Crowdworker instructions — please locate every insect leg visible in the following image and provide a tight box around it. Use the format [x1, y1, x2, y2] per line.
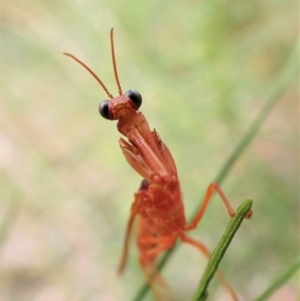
[138, 240, 175, 301]
[117, 208, 137, 274]
[118, 179, 149, 274]
[185, 182, 252, 231]
[180, 234, 210, 258]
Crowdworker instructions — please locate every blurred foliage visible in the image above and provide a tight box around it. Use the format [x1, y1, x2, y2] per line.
[0, 0, 298, 301]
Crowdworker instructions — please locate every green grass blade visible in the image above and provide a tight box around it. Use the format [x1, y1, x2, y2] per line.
[192, 199, 253, 301]
[131, 41, 299, 301]
[252, 255, 300, 301]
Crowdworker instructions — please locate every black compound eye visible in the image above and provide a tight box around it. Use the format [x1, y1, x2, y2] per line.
[99, 100, 111, 120]
[125, 90, 142, 109]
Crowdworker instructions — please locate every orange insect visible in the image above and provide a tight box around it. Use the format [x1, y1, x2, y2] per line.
[64, 29, 252, 301]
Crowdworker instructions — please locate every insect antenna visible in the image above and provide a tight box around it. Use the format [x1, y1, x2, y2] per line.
[63, 52, 114, 99]
[110, 28, 123, 95]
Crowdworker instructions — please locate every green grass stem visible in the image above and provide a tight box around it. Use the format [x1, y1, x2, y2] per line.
[192, 199, 253, 301]
[252, 255, 300, 301]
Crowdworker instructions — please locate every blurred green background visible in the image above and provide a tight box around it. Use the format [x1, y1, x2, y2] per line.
[0, 0, 298, 300]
